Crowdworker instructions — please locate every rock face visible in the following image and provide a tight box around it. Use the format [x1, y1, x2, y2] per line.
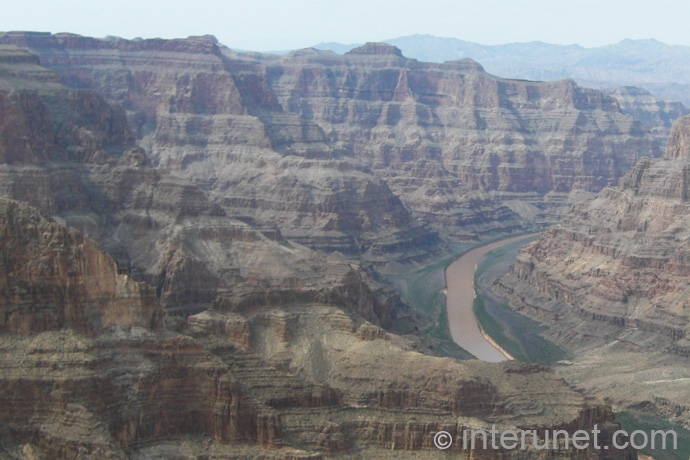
[0, 44, 402, 324]
[0, 45, 132, 165]
[359, 35, 690, 106]
[604, 86, 690, 150]
[0, 199, 161, 335]
[0, 200, 630, 458]
[0, 33, 660, 241]
[502, 116, 690, 352]
[0, 40, 637, 459]
[498, 115, 690, 427]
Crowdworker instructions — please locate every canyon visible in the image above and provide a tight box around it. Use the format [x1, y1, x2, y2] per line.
[498, 114, 690, 433]
[0, 32, 674, 458]
[0, 32, 661, 244]
[0, 198, 628, 459]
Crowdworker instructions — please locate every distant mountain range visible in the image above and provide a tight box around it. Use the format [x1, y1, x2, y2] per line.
[313, 35, 690, 105]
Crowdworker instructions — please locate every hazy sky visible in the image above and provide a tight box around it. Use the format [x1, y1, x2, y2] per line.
[1, 0, 688, 51]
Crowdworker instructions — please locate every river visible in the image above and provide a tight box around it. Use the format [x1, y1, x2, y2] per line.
[444, 234, 536, 362]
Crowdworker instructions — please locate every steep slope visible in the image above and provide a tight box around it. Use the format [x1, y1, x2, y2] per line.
[0, 33, 660, 242]
[604, 86, 690, 149]
[253, 45, 658, 230]
[0, 198, 633, 459]
[498, 115, 690, 427]
[0, 37, 640, 460]
[0, 44, 132, 165]
[0, 45, 402, 326]
[0, 199, 160, 335]
[338, 35, 690, 106]
[0, 33, 440, 252]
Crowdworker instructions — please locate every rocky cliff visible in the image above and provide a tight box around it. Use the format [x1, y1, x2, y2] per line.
[0, 199, 631, 458]
[0, 44, 402, 323]
[0, 199, 161, 335]
[0, 40, 638, 459]
[498, 115, 690, 428]
[0, 33, 660, 242]
[604, 86, 690, 150]
[0, 45, 132, 165]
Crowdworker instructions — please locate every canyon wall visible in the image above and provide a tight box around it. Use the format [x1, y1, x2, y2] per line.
[498, 115, 690, 427]
[0, 199, 631, 458]
[0, 38, 642, 459]
[0, 33, 660, 242]
[501, 115, 690, 353]
[0, 44, 404, 323]
[604, 86, 690, 150]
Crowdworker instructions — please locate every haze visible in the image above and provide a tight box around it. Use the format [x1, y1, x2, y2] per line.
[1, 0, 688, 51]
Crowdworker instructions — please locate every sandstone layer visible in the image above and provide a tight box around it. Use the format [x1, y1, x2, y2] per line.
[498, 115, 690, 427]
[0, 44, 405, 324]
[0, 33, 660, 242]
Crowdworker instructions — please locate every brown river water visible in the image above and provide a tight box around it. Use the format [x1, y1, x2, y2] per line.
[444, 234, 536, 362]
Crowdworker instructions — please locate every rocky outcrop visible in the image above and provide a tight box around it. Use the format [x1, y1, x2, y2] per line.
[0, 199, 161, 335]
[0, 44, 408, 327]
[605, 86, 690, 149]
[500, 116, 690, 350]
[0, 198, 632, 459]
[498, 115, 690, 428]
[665, 115, 690, 161]
[0, 33, 660, 242]
[0, 46, 132, 166]
[346, 42, 405, 57]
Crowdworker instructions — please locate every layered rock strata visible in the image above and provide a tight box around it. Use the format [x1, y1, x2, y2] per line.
[605, 86, 690, 150]
[0, 200, 630, 458]
[498, 115, 690, 426]
[0, 199, 160, 335]
[0, 45, 404, 322]
[0, 42, 637, 459]
[0, 33, 660, 241]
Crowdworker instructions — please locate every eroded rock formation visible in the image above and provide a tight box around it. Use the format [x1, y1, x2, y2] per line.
[0, 33, 660, 242]
[605, 86, 690, 150]
[0, 45, 401, 324]
[499, 114, 690, 428]
[0, 41, 637, 459]
[0, 199, 160, 335]
[0, 200, 630, 458]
